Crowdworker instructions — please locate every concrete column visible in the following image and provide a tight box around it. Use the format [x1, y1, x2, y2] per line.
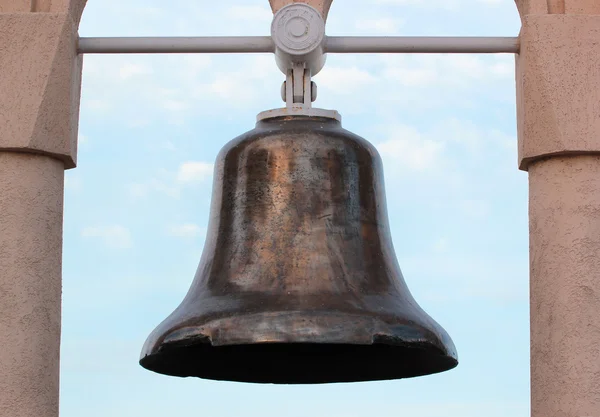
[516, 2, 600, 415]
[0, 1, 86, 416]
[269, 0, 333, 20]
[0, 154, 66, 417]
[528, 156, 600, 415]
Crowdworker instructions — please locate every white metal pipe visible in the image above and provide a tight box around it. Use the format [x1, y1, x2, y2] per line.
[77, 36, 275, 54]
[326, 36, 519, 54]
[77, 36, 519, 55]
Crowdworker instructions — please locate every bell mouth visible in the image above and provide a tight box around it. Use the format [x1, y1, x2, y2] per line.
[140, 341, 458, 385]
[140, 310, 458, 384]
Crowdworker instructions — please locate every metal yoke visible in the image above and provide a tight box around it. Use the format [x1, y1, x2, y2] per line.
[258, 3, 340, 122]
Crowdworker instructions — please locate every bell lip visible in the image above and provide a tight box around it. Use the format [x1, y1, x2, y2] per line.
[139, 310, 458, 383]
[139, 338, 458, 385]
[141, 310, 457, 357]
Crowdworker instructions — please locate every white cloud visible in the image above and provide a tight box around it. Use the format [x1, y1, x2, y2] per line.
[127, 183, 148, 198]
[490, 60, 515, 77]
[374, 0, 502, 6]
[376, 125, 444, 172]
[126, 119, 151, 128]
[64, 174, 83, 192]
[127, 178, 180, 199]
[370, 118, 517, 206]
[401, 252, 528, 304]
[375, 119, 516, 165]
[306, 53, 515, 116]
[492, 130, 517, 152]
[315, 66, 376, 94]
[176, 162, 214, 183]
[136, 6, 163, 17]
[373, 0, 461, 10]
[354, 17, 404, 34]
[383, 65, 438, 87]
[81, 53, 281, 123]
[460, 199, 491, 218]
[161, 141, 176, 151]
[432, 237, 450, 253]
[192, 55, 280, 105]
[381, 54, 514, 88]
[425, 118, 517, 157]
[127, 161, 215, 201]
[119, 63, 153, 80]
[162, 99, 189, 112]
[227, 5, 272, 22]
[372, 402, 528, 417]
[167, 224, 206, 238]
[81, 226, 133, 249]
[180, 55, 212, 71]
[83, 99, 111, 111]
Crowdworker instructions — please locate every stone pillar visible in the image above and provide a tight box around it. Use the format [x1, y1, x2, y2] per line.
[516, 1, 600, 415]
[0, 1, 86, 416]
[269, 0, 333, 20]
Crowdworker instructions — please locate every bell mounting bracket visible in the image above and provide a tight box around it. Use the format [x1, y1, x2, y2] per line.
[258, 3, 340, 121]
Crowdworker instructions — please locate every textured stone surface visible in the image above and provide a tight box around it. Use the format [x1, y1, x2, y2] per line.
[0, 0, 86, 23]
[0, 0, 32, 11]
[269, 0, 333, 20]
[0, 12, 82, 169]
[516, 0, 600, 16]
[0, 2, 86, 417]
[529, 156, 600, 417]
[515, 0, 548, 16]
[515, 3, 600, 417]
[41, 0, 87, 25]
[0, 153, 65, 417]
[516, 15, 600, 170]
[560, 0, 600, 13]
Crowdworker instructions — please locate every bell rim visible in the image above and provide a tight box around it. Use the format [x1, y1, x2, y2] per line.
[140, 309, 458, 383]
[142, 309, 456, 354]
[139, 340, 458, 384]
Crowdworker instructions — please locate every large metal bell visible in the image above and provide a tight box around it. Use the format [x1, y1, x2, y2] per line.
[140, 116, 458, 384]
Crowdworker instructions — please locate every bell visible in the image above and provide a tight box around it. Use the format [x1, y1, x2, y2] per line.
[140, 115, 458, 384]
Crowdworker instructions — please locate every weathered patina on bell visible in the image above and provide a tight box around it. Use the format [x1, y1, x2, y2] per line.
[140, 116, 458, 384]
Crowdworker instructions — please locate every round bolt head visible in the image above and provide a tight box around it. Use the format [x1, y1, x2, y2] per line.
[281, 81, 287, 102]
[271, 3, 325, 57]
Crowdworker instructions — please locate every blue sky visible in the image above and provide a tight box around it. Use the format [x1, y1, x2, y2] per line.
[61, 1, 528, 416]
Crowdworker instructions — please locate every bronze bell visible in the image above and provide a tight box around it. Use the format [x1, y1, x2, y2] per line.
[140, 116, 458, 384]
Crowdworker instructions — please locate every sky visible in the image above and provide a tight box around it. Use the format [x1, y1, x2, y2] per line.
[61, 1, 528, 416]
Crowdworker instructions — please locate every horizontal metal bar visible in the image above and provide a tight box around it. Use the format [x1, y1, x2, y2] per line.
[77, 36, 519, 55]
[326, 36, 519, 54]
[78, 36, 275, 54]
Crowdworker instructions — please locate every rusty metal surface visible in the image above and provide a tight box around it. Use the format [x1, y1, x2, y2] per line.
[140, 116, 458, 384]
